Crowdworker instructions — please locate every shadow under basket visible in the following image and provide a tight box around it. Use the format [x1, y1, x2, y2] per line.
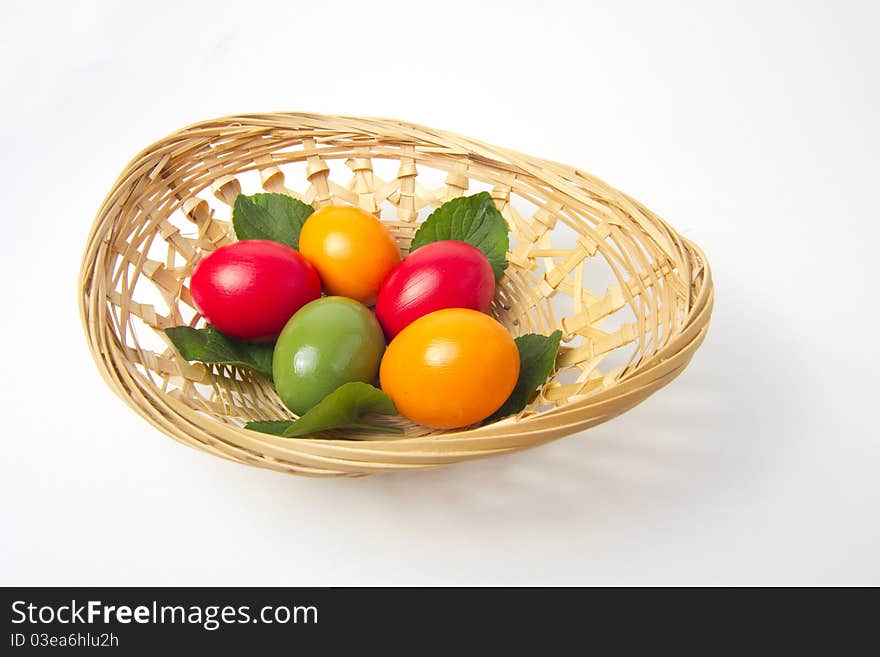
[79, 113, 714, 477]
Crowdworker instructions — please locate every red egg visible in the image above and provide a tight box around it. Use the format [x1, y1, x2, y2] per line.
[375, 240, 496, 340]
[190, 240, 321, 340]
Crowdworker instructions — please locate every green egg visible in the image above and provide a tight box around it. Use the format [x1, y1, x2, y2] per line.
[272, 296, 385, 415]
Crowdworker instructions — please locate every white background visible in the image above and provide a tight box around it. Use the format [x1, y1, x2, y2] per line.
[2, 0, 877, 585]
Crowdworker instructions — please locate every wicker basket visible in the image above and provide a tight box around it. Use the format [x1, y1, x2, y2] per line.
[79, 113, 713, 477]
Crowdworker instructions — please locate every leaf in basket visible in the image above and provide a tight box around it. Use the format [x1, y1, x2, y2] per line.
[489, 330, 563, 421]
[410, 191, 509, 280]
[245, 382, 402, 438]
[164, 326, 274, 378]
[232, 193, 314, 248]
[242, 420, 292, 436]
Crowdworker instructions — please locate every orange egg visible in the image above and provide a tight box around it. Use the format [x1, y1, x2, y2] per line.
[379, 308, 519, 429]
[298, 205, 401, 303]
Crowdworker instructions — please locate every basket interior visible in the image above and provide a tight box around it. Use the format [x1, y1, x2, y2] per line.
[102, 134, 690, 438]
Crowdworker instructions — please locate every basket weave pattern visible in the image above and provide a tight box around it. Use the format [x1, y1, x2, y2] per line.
[79, 113, 713, 476]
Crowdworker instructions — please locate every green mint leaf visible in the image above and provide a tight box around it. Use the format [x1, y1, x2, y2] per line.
[281, 382, 402, 438]
[410, 191, 509, 280]
[165, 326, 274, 378]
[232, 192, 314, 248]
[489, 330, 562, 421]
[244, 420, 293, 436]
